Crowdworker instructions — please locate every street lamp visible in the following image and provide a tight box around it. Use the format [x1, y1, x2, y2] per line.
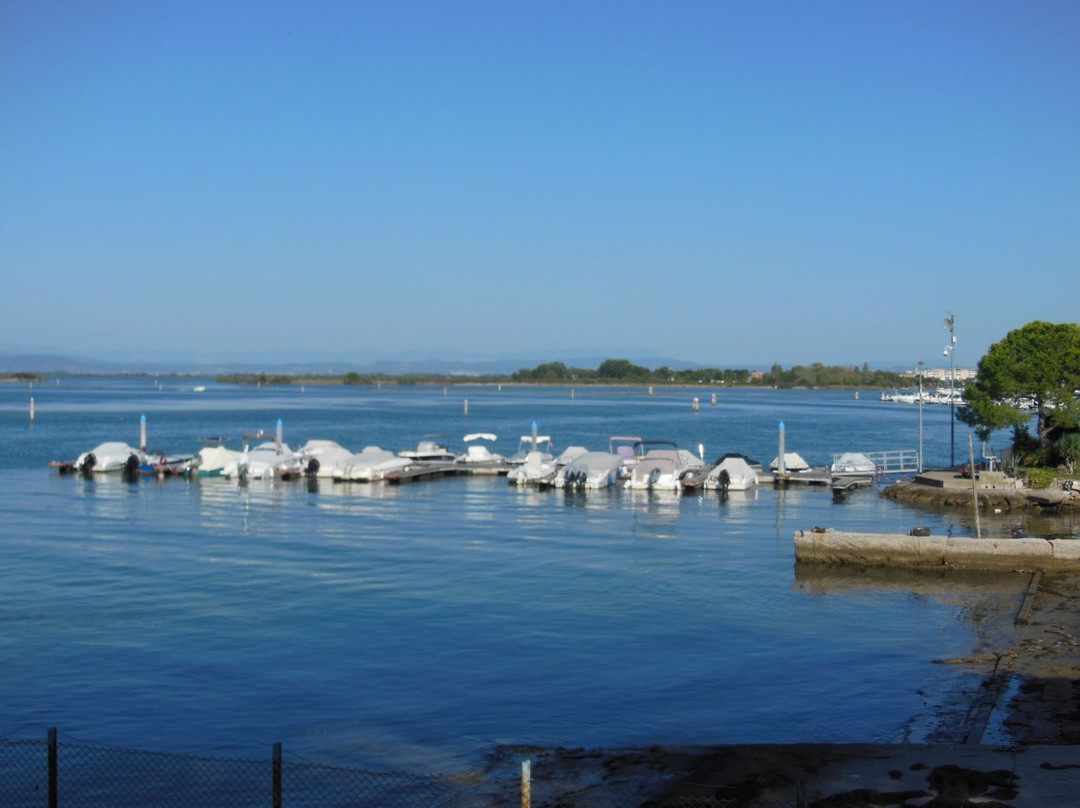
[917, 360, 924, 473]
[943, 312, 956, 467]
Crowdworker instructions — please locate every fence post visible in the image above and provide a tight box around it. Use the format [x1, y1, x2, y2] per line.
[47, 727, 58, 808]
[520, 759, 530, 808]
[272, 742, 282, 808]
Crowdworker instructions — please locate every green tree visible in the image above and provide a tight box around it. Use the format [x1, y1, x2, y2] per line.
[596, 358, 650, 380]
[958, 321, 1080, 450]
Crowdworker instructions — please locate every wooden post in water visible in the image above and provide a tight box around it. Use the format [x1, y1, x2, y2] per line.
[970, 434, 982, 539]
[276, 418, 284, 447]
[520, 759, 531, 808]
[464, 399, 469, 418]
[140, 414, 147, 451]
[29, 397, 35, 424]
[778, 420, 787, 478]
[692, 397, 700, 413]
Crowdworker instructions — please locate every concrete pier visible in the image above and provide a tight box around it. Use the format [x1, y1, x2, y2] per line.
[795, 529, 1080, 572]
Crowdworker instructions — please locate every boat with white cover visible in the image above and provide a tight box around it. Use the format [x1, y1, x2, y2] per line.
[704, 455, 759, 491]
[552, 450, 625, 490]
[830, 452, 877, 478]
[223, 441, 302, 480]
[333, 447, 412, 482]
[193, 444, 244, 478]
[399, 435, 456, 462]
[770, 452, 811, 473]
[624, 441, 707, 491]
[73, 442, 144, 476]
[295, 439, 354, 478]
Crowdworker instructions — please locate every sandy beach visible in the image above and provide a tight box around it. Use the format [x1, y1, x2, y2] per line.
[475, 572, 1080, 807]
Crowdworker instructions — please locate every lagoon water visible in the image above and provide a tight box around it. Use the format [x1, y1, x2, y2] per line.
[0, 378, 1056, 770]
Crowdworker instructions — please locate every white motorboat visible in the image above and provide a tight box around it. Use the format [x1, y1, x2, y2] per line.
[704, 455, 759, 492]
[553, 450, 625, 490]
[455, 433, 508, 473]
[506, 434, 554, 465]
[506, 449, 561, 486]
[399, 435, 456, 462]
[223, 441, 302, 480]
[295, 439, 354, 478]
[624, 441, 707, 491]
[73, 442, 144, 476]
[333, 446, 412, 482]
[830, 452, 877, 478]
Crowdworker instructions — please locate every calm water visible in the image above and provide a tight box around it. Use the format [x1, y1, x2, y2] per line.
[0, 378, 1056, 769]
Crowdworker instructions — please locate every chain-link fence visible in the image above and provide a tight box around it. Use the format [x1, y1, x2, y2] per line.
[0, 730, 489, 808]
[1, 730, 807, 808]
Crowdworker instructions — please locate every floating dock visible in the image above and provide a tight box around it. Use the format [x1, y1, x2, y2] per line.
[383, 461, 467, 484]
[794, 529, 1080, 572]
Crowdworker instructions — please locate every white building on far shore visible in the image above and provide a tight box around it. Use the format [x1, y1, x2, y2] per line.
[900, 367, 977, 382]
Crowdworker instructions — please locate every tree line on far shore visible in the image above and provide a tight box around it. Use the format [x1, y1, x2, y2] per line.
[209, 360, 908, 389]
[509, 359, 906, 388]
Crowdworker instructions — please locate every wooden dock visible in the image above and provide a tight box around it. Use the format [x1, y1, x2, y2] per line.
[384, 461, 465, 484]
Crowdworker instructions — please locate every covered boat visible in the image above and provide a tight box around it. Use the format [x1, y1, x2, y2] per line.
[553, 450, 625, 490]
[227, 441, 302, 480]
[194, 444, 244, 478]
[769, 452, 811, 473]
[830, 452, 877, 478]
[295, 440, 354, 478]
[333, 446, 412, 482]
[399, 435, 456, 462]
[704, 455, 759, 492]
[73, 442, 143, 476]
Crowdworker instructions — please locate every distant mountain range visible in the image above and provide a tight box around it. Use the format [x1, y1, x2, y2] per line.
[0, 350, 722, 377]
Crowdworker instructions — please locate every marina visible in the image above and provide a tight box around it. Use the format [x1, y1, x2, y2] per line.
[2, 378, 1076, 776]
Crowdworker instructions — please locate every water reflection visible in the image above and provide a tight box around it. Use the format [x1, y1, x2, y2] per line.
[625, 489, 682, 540]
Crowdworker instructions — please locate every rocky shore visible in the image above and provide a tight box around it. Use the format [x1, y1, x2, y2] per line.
[882, 469, 1080, 513]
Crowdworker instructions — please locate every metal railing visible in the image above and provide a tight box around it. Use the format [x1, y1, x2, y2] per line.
[831, 449, 920, 479]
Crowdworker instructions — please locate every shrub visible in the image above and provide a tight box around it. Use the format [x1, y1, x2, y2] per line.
[1053, 432, 1080, 474]
[1024, 468, 1056, 490]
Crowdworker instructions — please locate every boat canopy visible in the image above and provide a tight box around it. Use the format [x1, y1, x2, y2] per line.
[463, 433, 497, 442]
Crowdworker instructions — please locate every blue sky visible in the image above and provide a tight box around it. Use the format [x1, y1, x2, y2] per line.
[2, 1, 1077, 370]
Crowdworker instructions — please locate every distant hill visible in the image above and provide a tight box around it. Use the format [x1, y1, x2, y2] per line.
[0, 351, 715, 377]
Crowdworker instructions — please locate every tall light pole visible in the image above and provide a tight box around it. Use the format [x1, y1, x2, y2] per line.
[917, 360, 925, 473]
[943, 312, 956, 467]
